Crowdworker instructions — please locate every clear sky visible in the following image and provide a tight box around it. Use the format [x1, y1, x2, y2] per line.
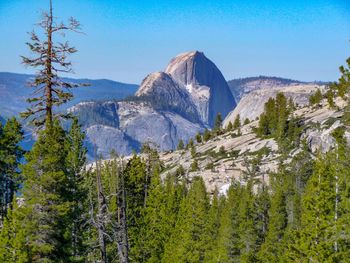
[0, 0, 349, 84]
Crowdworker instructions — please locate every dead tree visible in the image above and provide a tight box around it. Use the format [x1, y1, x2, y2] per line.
[21, 0, 85, 127]
[115, 158, 129, 263]
[95, 160, 108, 263]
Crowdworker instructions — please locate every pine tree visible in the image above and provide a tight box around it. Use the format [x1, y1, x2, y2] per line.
[195, 132, 202, 143]
[331, 57, 350, 98]
[0, 200, 29, 263]
[309, 88, 323, 106]
[233, 114, 241, 130]
[214, 183, 242, 262]
[289, 153, 337, 262]
[21, 0, 85, 127]
[123, 155, 147, 261]
[238, 181, 260, 262]
[163, 177, 210, 262]
[65, 118, 88, 261]
[258, 171, 287, 262]
[13, 120, 72, 261]
[226, 121, 233, 131]
[0, 117, 24, 222]
[203, 128, 211, 142]
[203, 189, 223, 262]
[177, 139, 184, 150]
[214, 113, 223, 133]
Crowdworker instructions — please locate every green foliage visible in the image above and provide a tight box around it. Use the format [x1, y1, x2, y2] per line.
[331, 57, 350, 99]
[186, 138, 194, 150]
[233, 114, 241, 130]
[10, 121, 72, 261]
[214, 112, 223, 133]
[190, 159, 199, 172]
[219, 145, 226, 156]
[177, 139, 184, 150]
[163, 177, 210, 262]
[326, 89, 336, 108]
[226, 121, 233, 131]
[244, 118, 250, 125]
[195, 132, 202, 143]
[256, 93, 300, 149]
[203, 128, 211, 142]
[309, 88, 323, 106]
[0, 118, 24, 222]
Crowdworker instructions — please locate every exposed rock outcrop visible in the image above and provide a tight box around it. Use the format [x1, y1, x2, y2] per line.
[165, 51, 236, 126]
[223, 84, 325, 126]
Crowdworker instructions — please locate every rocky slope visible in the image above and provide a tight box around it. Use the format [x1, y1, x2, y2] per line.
[223, 84, 326, 126]
[227, 76, 304, 103]
[158, 94, 349, 194]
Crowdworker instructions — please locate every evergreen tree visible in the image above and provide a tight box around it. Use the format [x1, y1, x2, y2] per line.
[226, 121, 233, 132]
[204, 189, 224, 262]
[233, 114, 241, 130]
[331, 57, 350, 98]
[0, 200, 29, 262]
[214, 182, 242, 262]
[12, 120, 72, 261]
[163, 177, 210, 262]
[177, 139, 184, 150]
[244, 118, 250, 125]
[258, 171, 288, 262]
[123, 155, 147, 261]
[238, 181, 260, 262]
[0, 118, 24, 222]
[203, 128, 211, 142]
[21, 0, 85, 127]
[190, 159, 199, 172]
[65, 118, 88, 261]
[195, 132, 202, 143]
[289, 153, 338, 262]
[309, 88, 323, 106]
[214, 113, 223, 133]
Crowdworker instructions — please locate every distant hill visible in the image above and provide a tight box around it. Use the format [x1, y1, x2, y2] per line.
[227, 76, 329, 103]
[0, 72, 138, 118]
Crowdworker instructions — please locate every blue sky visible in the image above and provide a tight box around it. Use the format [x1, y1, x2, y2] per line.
[0, 0, 349, 84]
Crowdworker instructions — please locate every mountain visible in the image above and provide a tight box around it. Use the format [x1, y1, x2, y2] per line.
[0, 72, 138, 118]
[165, 51, 235, 126]
[227, 76, 329, 104]
[71, 100, 203, 158]
[135, 71, 200, 123]
[223, 83, 326, 126]
[70, 51, 235, 158]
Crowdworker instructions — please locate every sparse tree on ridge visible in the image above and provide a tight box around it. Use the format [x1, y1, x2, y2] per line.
[21, 0, 85, 127]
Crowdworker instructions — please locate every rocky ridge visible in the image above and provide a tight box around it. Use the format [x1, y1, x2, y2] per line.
[158, 90, 349, 194]
[223, 84, 326, 126]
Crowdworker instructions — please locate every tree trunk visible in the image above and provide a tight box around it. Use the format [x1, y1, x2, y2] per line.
[115, 163, 129, 263]
[96, 161, 108, 263]
[45, 0, 53, 126]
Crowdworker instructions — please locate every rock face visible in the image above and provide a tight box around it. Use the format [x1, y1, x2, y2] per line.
[165, 51, 235, 126]
[223, 84, 325, 126]
[227, 76, 304, 103]
[71, 100, 203, 158]
[135, 72, 199, 123]
[72, 51, 236, 158]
